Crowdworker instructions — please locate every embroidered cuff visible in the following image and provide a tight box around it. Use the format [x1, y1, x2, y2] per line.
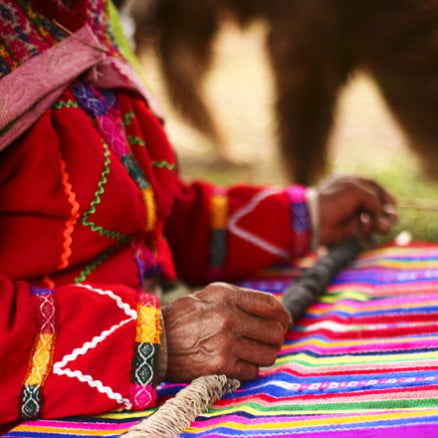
[286, 186, 311, 257]
[130, 293, 163, 410]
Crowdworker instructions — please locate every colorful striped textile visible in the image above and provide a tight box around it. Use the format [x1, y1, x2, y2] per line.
[6, 242, 438, 437]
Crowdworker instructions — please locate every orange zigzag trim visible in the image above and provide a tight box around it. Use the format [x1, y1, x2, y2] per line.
[58, 158, 80, 271]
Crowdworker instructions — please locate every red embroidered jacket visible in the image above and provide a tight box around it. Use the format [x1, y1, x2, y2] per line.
[0, 0, 311, 432]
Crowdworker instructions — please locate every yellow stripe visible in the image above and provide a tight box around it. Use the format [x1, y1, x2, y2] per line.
[143, 187, 156, 232]
[136, 305, 162, 343]
[361, 247, 438, 257]
[25, 333, 55, 386]
[211, 194, 228, 229]
[363, 260, 438, 269]
[321, 290, 369, 302]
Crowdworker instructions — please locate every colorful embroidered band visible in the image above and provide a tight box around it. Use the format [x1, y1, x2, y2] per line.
[286, 185, 311, 257]
[71, 83, 157, 233]
[130, 293, 162, 410]
[208, 191, 229, 280]
[20, 286, 56, 421]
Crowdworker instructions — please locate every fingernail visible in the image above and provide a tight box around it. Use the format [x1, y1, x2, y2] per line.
[360, 212, 370, 224]
[383, 203, 397, 215]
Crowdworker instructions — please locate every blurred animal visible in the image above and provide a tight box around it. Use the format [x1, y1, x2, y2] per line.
[128, 0, 438, 184]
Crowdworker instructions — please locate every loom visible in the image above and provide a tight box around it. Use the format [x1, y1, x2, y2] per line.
[6, 240, 438, 437]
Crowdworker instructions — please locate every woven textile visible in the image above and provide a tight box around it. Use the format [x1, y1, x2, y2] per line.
[5, 242, 438, 437]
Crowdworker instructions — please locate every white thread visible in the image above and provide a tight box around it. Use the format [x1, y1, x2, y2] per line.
[228, 188, 291, 259]
[121, 375, 239, 438]
[52, 284, 137, 408]
[54, 367, 132, 409]
[76, 283, 137, 318]
[39, 293, 56, 333]
[53, 316, 135, 368]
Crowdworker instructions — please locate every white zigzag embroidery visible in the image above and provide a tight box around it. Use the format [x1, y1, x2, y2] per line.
[228, 187, 291, 259]
[52, 284, 137, 410]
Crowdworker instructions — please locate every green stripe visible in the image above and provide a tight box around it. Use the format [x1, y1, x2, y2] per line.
[152, 160, 175, 170]
[52, 100, 79, 110]
[80, 140, 127, 240]
[74, 237, 129, 283]
[123, 110, 135, 126]
[127, 135, 146, 146]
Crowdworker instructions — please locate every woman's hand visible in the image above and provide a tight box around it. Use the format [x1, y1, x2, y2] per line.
[317, 174, 398, 246]
[162, 282, 291, 382]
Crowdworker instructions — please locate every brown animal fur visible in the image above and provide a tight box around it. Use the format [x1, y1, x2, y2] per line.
[129, 0, 438, 184]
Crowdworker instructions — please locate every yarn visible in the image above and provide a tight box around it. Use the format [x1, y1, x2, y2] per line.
[121, 375, 240, 438]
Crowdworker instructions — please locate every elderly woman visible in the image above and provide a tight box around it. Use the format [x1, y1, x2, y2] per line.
[0, 0, 397, 433]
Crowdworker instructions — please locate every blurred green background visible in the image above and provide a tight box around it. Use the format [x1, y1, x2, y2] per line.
[138, 21, 438, 242]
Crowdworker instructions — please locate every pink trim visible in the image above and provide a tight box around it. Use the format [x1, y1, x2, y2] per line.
[129, 384, 156, 410]
[0, 24, 163, 152]
[0, 88, 65, 149]
[0, 24, 105, 151]
[286, 185, 307, 203]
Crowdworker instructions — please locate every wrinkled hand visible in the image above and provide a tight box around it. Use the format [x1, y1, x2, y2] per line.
[317, 174, 398, 246]
[162, 282, 291, 382]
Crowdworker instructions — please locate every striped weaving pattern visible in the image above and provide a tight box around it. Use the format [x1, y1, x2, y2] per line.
[6, 242, 438, 437]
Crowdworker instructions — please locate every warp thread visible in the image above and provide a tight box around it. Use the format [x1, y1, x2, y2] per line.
[121, 375, 240, 438]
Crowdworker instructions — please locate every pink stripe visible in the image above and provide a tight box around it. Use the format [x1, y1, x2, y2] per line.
[313, 294, 438, 310]
[282, 339, 438, 355]
[259, 360, 438, 376]
[329, 282, 438, 296]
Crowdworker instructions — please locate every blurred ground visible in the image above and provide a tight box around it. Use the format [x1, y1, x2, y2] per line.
[138, 21, 438, 241]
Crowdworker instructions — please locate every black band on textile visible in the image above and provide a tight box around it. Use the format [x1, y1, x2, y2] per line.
[282, 236, 364, 326]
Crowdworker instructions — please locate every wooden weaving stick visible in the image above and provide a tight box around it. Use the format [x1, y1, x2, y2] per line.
[282, 236, 364, 325]
[121, 238, 363, 437]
